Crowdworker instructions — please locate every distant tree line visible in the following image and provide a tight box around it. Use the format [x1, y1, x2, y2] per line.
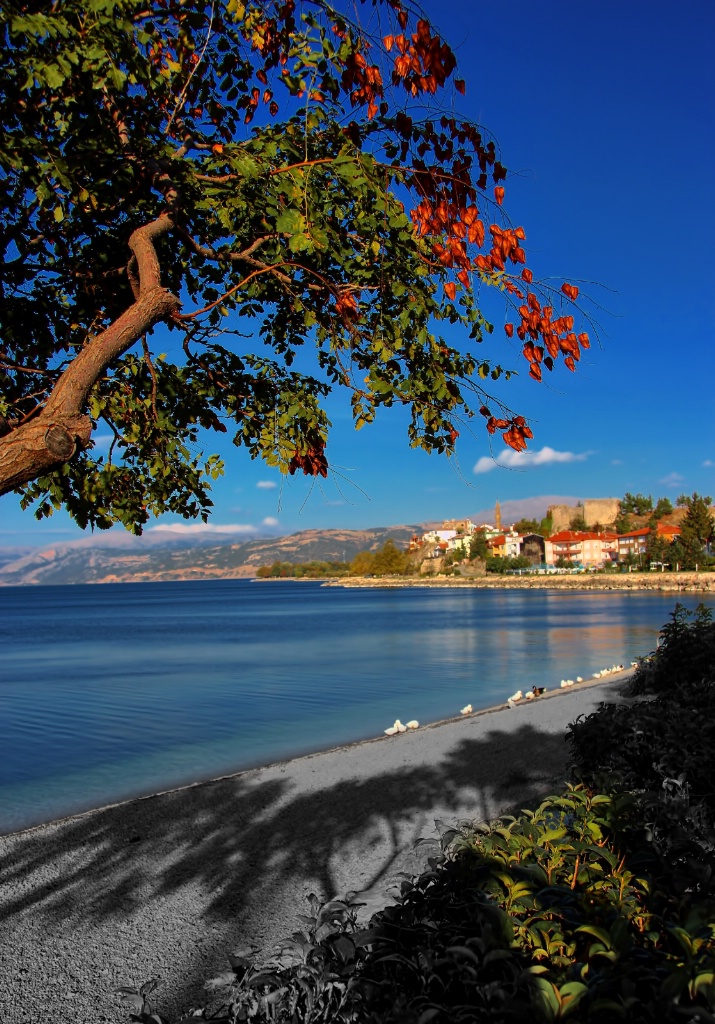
[255, 560, 351, 579]
[256, 540, 416, 579]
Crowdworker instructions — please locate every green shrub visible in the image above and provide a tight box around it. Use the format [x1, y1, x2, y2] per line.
[628, 602, 715, 696]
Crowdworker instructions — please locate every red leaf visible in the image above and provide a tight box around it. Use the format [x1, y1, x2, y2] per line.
[529, 362, 542, 381]
[521, 268, 533, 284]
[504, 323, 514, 338]
[444, 281, 456, 300]
[455, 79, 465, 95]
[494, 186, 505, 205]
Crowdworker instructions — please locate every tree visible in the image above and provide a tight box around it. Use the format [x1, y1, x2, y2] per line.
[469, 529, 489, 561]
[677, 493, 714, 568]
[620, 492, 653, 516]
[614, 512, 633, 535]
[569, 514, 587, 531]
[653, 496, 673, 519]
[349, 550, 374, 576]
[645, 528, 672, 567]
[511, 517, 539, 534]
[539, 514, 553, 537]
[0, 0, 595, 533]
[370, 539, 407, 575]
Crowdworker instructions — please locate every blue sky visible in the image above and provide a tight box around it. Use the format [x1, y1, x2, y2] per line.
[2, 0, 713, 548]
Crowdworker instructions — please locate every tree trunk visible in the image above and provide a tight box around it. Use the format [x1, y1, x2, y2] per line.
[0, 214, 180, 498]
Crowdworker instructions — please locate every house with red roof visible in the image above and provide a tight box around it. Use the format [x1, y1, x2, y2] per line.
[545, 530, 619, 568]
[617, 523, 681, 560]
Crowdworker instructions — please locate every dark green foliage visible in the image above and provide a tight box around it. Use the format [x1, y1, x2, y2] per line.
[676, 495, 715, 568]
[652, 497, 673, 520]
[614, 514, 633, 536]
[628, 602, 715, 695]
[620, 493, 653, 516]
[486, 554, 531, 573]
[469, 530, 490, 561]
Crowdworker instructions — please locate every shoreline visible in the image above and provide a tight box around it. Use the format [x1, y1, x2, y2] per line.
[0, 672, 634, 1024]
[2, 668, 634, 842]
[322, 570, 715, 593]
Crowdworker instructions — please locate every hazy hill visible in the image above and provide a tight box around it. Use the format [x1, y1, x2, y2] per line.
[0, 525, 419, 586]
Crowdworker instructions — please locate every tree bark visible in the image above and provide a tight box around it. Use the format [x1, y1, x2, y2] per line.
[0, 214, 181, 497]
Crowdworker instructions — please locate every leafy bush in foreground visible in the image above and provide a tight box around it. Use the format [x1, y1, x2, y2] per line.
[627, 602, 715, 696]
[118, 788, 715, 1023]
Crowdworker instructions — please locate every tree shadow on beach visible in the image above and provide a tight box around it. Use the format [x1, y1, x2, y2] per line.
[0, 717, 581, 1020]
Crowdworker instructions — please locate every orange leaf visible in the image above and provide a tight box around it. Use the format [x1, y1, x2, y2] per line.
[504, 323, 514, 338]
[444, 281, 456, 300]
[529, 362, 542, 381]
[521, 268, 533, 283]
[494, 186, 505, 205]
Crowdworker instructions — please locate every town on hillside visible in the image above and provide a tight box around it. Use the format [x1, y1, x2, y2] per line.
[409, 493, 714, 575]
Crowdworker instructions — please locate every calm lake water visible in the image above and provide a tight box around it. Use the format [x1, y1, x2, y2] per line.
[1, 580, 712, 834]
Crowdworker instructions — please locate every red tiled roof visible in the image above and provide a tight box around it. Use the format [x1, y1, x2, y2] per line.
[618, 528, 651, 539]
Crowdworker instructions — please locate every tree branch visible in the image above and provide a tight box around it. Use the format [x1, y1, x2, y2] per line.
[0, 213, 181, 496]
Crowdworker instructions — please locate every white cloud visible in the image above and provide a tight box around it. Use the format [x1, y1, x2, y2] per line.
[611, 459, 623, 466]
[659, 472, 684, 487]
[262, 517, 280, 527]
[703, 460, 714, 468]
[473, 446, 588, 475]
[89, 433, 114, 449]
[148, 522, 257, 535]
[256, 480, 277, 490]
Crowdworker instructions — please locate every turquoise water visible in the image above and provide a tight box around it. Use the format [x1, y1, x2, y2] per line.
[0, 580, 711, 834]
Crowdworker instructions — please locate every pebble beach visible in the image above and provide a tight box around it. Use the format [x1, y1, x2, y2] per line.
[0, 670, 634, 1024]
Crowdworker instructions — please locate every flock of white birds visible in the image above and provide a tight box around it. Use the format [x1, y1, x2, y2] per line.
[383, 661, 638, 736]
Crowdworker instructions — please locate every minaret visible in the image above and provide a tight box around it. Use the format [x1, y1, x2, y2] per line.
[495, 499, 502, 532]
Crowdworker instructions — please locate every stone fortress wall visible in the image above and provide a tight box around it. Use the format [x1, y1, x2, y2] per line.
[548, 498, 621, 532]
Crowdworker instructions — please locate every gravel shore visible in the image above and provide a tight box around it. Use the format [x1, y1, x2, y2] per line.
[324, 571, 715, 593]
[0, 672, 634, 1024]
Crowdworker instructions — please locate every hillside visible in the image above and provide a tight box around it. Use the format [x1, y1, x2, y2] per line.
[0, 525, 419, 587]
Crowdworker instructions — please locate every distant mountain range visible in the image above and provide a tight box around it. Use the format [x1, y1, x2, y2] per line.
[0, 494, 595, 587]
[0, 525, 420, 586]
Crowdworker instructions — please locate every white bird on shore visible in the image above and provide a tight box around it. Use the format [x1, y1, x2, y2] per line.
[384, 719, 406, 736]
[593, 671, 601, 679]
[508, 690, 523, 702]
[460, 704, 473, 715]
[525, 690, 535, 700]
[406, 720, 419, 729]
[561, 680, 574, 688]
[576, 676, 583, 683]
